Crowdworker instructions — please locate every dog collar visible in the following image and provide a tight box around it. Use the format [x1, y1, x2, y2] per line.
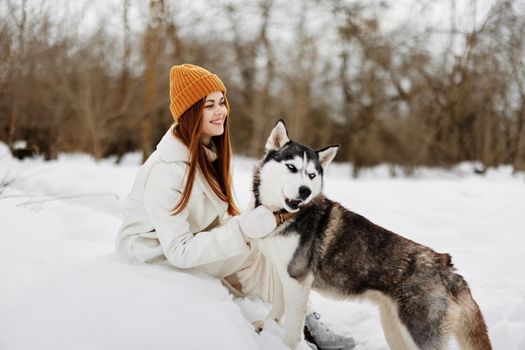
[274, 210, 297, 225]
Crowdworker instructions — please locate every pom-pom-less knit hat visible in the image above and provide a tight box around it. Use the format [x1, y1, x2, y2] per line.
[169, 64, 227, 122]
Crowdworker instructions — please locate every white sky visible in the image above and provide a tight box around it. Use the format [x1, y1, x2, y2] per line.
[4, 0, 499, 44]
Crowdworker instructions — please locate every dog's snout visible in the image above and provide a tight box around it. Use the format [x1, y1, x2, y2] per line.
[298, 186, 311, 200]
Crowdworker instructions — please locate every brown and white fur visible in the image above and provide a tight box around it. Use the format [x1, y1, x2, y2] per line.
[250, 120, 492, 350]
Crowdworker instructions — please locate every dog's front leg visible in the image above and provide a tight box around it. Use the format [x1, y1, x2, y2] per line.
[281, 273, 314, 349]
[267, 288, 284, 323]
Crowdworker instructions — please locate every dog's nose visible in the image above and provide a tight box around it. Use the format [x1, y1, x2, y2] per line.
[298, 186, 311, 200]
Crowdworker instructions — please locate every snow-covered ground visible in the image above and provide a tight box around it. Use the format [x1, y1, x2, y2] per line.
[1, 142, 524, 350]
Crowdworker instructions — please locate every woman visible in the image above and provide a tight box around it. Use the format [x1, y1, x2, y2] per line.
[115, 63, 355, 350]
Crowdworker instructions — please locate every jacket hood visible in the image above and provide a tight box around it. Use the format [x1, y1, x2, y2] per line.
[157, 125, 189, 163]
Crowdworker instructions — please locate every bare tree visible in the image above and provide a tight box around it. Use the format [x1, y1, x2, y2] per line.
[142, 0, 166, 162]
[0, 0, 524, 174]
[225, 0, 278, 156]
[5, 0, 27, 147]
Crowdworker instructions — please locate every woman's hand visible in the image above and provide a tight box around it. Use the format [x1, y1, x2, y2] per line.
[238, 205, 277, 240]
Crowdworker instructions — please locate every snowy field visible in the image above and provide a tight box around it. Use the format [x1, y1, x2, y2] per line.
[0, 142, 524, 350]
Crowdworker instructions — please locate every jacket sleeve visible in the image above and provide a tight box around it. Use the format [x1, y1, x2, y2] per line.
[142, 162, 250, 269]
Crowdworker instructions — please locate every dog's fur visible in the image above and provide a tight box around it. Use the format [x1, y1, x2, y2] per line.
[251, 120, 492, 350]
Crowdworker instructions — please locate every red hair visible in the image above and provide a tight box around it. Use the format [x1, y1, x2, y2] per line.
[171, 95, 240, 217]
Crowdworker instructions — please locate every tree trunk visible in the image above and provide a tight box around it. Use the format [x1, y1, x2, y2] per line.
[142, 0, 164, 162]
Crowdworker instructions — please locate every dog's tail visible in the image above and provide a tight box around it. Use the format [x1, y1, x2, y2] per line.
[452, 276, 492, 350]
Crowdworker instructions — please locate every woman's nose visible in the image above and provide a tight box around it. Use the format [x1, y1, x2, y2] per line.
[214, 105, 225, 115]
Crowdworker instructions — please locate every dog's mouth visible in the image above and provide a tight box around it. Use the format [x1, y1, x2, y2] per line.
[284, 197, 303, 212]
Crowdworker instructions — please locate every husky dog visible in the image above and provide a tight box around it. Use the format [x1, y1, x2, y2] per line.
[251, 120, 492, 350]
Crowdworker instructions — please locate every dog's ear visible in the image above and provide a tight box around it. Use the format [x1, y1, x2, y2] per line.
[265, 119, 290, 152]
[316, 144, 339, 169]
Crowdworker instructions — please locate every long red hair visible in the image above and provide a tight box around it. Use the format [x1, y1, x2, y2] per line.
[171, 95, 240, 217]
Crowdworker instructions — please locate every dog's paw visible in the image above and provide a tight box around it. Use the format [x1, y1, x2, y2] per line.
[251, 319, 264, 333]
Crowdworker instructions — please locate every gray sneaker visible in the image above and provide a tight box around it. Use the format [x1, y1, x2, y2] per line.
[304, 312, 356, 350]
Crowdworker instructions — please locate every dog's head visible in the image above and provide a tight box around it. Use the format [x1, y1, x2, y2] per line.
[253, 119, 339, 213]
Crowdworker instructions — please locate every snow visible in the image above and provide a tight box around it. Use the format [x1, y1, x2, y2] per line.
[1, 142, 524, 350]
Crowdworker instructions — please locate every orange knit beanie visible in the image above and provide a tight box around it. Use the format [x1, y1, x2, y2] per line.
[169, 64, 227, 122]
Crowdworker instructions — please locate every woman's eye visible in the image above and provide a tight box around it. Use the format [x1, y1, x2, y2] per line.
[286, 164, 297, 173]
[309, 173, 316, 179]
[205, 105, 213, 109]
[219, 101, 225, 105]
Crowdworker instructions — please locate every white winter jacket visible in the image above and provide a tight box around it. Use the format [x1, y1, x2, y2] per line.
[115, 125, 257, 280]
[115, 126, 285, 315]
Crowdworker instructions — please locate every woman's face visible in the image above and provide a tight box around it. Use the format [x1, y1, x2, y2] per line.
[201, 91, 227, 145]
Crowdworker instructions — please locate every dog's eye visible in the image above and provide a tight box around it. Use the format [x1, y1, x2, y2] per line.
[286, 164, 297, 173]
[309, 173, 316, 179]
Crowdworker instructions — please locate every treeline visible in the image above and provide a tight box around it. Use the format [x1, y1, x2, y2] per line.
[1, 0, 525, 175]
